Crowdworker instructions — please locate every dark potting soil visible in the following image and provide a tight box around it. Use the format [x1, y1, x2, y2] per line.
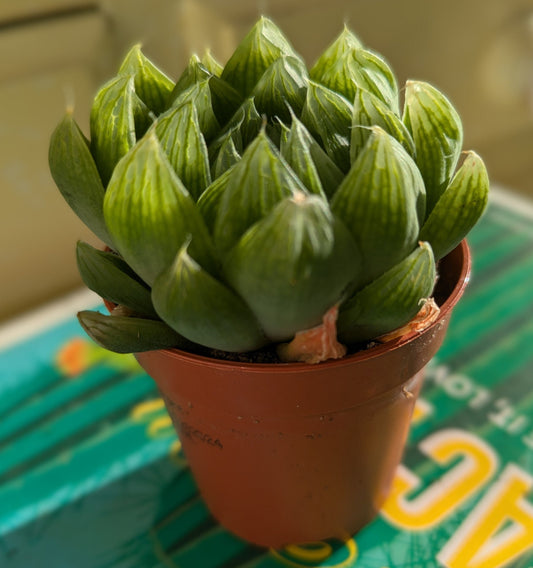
[185, 339, 374, 364]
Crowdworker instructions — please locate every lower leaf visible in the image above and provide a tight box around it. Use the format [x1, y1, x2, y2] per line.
[76, 241, 157, 318]
[223, 194, 361, 341]
[419, 151, 489, 259]
[78, 310, 191, 354]
[152, 245, 267, 352]
[337, 242, 436, 344]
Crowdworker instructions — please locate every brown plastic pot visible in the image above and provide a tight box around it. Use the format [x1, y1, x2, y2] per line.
[135, 241, 471, 548]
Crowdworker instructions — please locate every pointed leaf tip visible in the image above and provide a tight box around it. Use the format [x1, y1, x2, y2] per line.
[118, 43, 174, 114]
[301, 81, 353, 172]
[90, 74, 151, 185]
[223, 195, 360, 341]
[155, 102, 211, 200]
[403, 80, 463, 214]
[213, 130, 306, 253]
[221, 16, 300, 97]
[338, 242, 436, 344]
[49, 113, 113, 246]
[103, 130, 215, 284]
[419, 151, 489, 259]
[76, 241, 157, 318]
[78, 310, 190, 354]
[152, 245, 266, 352]
[331, 127, 422, 285]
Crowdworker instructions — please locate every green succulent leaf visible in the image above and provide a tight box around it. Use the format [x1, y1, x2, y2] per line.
[48, 113, 113, 246]
[337, 241, 436, 344]
[301, 82, 353, 172]
[220, 97, 263, 149]
[201, 49, 223, 76]
[314, 48, 399, 114]
[118, 44, 174, 115]
[103, 131, 216, 284]
[208, 75, 243, 127]
[169, 65, 241, 133]
[251, 55, 309, 122]
[168, 79, 220, 141]
[168, 54, 213, 102]
[221, 16, 301, 97]
[279, 120, 324, 198]
[212, 134, 241, 178]
[403, 80, 463, 215]
[396, 147, 427, 225]
[213, 129, 306, 253]
[209, 122, 242, 164]
[280, 114, 344, 198]
[331, 127, 422, 285]
[90, 75, 151, 185]
[78, 310, 191, 354]
[197, 166, 235, 233]
[48, 17, 488, 361]
[310, 26, 363, 80]
[152, 244, 266, 352]
[224, 193, 361, 341]
[352, 49, 399, 112]
[305, 145, 345, 199]
[351, 87, 415, 162]
[419, 151, 489, 259]
[76, 241, 157, 318]
[155, 102, 211, 200]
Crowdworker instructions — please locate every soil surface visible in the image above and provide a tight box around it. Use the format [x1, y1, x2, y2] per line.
[186, 338, 374, 364]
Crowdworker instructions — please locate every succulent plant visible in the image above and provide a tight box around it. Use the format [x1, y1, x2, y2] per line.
[49, 17, 489, 363]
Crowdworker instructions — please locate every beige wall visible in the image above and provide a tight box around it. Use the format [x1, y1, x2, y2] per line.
[187, 0, 533, 195]
[1, 0, 532, 322]
[0, 6, 110, 322]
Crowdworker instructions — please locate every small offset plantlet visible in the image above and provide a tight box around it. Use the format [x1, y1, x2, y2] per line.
[49, 17, 489, 363]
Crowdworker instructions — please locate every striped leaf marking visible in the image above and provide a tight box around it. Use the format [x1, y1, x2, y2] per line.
[251, 55, 309, 122]
[419, 151, 489, 259]
[331, 127, 421, 286]
[221, 16, 301, 97]
[197, 167, 235, 234]
[118, 44, 174, 115]
[223, 194, 360, 341]
[90, 75, 150, 185]
[316, 48, 399, 114]
[152, 244, 266, 352]
[77, 310, 190, 354]
[155, 102, 211, 200]
[280, 112, 344, 199]
[103, 131, 215, 285]
[213, 130, 305, 253]
[403, 80, 463, 215]
[168, 54, 212, 104]
[310, 25, 363, 80]
[338, 242, 436, 343]
[279, 119, 324, 198]
[301, 81, 353, 173]
[48, 113, 113, 246]
[351, 86, 415, 163]
[212, 135, 241, 179]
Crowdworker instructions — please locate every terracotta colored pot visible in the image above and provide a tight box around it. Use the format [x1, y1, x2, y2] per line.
[135, 241, 471, 548]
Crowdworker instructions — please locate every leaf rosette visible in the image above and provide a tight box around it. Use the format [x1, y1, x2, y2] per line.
[49, 17, 489, 360]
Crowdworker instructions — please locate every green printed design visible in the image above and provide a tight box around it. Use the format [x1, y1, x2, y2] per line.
[2, 197, 533, 568]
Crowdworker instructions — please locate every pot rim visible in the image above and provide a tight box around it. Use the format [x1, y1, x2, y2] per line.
[150, 240, 471, 373]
